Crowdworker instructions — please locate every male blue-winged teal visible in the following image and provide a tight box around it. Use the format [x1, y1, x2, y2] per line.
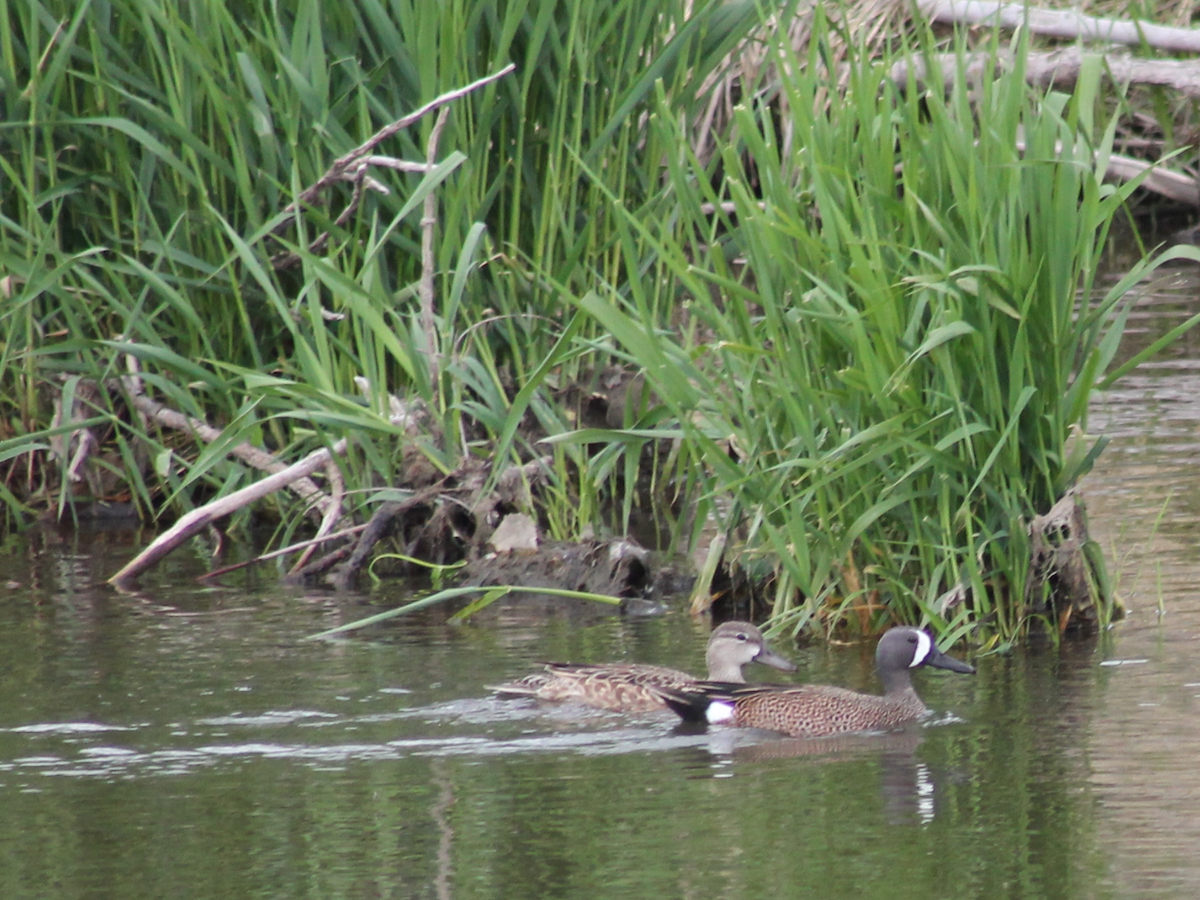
[487, 621, 796, 712]
[654, 626, 974, 736]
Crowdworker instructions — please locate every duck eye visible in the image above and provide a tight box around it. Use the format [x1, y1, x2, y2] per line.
[736, 632, 748, 641]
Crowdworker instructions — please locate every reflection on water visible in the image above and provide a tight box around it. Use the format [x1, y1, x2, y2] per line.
[1084, 262, 1200, 900]
[0, 538, 1097, 900]
[3, 266, 1200, 899]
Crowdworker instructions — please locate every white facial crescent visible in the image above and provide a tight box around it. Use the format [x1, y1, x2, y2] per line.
[910, 631, 932, 667]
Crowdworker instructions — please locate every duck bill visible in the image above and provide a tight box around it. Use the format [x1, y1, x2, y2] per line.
[755, 646, 798, 673]
[928, 647, 975, 675]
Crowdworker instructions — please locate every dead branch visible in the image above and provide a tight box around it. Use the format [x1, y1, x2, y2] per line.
[270, 64, 515, 269]
[50, 379, 103, 495]
[202, 523, 368, 580]
[892, 49, 1200, 205]
[109, 438, 349, 588]
[289, 454, 346, 573]
[121, 377, 349, 528]
[922, 0, 1200, 53]
[328, 494, 431, 591]
[420, 107, 452, 404]
[1102, 152, 1198, 204]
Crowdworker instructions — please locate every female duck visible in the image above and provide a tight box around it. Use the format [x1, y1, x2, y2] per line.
[489, 621, 796, 713]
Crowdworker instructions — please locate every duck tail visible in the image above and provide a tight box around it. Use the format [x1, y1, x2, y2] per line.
[485, 671, 554, 697]
[651, 686, 712, 722]
[653, 682, 743, 724]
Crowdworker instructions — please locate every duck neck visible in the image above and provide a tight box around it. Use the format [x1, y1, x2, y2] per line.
[706, 653, 746, 683]
[879, 665, 916, 697]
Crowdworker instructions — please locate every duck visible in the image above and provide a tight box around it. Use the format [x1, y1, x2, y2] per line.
[653, 626, 974, 736]
[487, 620, 796, 712]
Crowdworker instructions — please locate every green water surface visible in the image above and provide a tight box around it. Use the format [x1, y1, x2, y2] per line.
[6, 264, 1200, 900]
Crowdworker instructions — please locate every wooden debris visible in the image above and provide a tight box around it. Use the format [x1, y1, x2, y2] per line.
[109, 438, 349, 588]
[893, 47, 1200, 103]
[921, 0, 1200, 54]
[892, 47, 1200, 205]
[120, 356, 349, 529]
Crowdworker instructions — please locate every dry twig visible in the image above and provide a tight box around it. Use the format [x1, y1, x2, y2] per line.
[120, 366, 347, 527]
[270, 64, 515, 269]
[420, 107, 452, 402]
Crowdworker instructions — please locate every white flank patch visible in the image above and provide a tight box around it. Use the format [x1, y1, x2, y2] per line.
[705, 701, 736, 724]
[910, 630, 932, 668]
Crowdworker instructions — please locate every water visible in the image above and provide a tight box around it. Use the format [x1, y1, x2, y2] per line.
[3, 269, 1200, 900]
[1078, 263, 1200, 900]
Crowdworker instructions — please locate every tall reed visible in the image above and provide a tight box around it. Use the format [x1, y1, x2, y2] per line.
[570, 19, 1187, 641]
[0, 0, 757, 532]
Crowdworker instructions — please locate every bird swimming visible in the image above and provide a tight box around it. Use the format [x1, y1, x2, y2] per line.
[487, 620, 796, 713]
[653, 626, 974, 736]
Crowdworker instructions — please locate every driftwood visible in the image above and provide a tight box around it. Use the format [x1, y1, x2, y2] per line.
[44, 364, 350, 531]
[120, 357, 351, 530]
[106, 351, 438, 585]
[109, 437, 349, 588]
[893, 47, 1200, 102]
[287, 456, 557, 590]
[1101, 150, 1199, 205]
[921, 0, 1200, 54]
[201, 524, 368, 580]
[290, 453, 346, 573]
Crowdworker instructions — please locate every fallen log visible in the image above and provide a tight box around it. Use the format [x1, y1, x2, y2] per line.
[892, 47, 1200, 101]
[921, 0, 1200, 54]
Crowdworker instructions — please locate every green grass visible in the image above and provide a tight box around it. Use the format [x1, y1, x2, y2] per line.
[0, 0, 759, 533]
[563, 16, 1196, 642]
[1, 1, 1195, 642]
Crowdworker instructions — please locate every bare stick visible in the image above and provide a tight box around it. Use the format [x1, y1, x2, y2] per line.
[122, 382, 348, 526]
[289, 455, 346, 573]
[270, 64, 515, 269]
[421, 106, 452, 404]
[289, 64, 514, 211]
[202, 523, 368, 579]
[922, 0, 1200, 53]
[893, 48, 1200, 204]
[109, 438, 349, 587]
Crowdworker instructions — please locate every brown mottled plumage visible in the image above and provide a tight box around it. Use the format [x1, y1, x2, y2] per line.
[655, 626, 974, 736]
[487, 621, 796, 712]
